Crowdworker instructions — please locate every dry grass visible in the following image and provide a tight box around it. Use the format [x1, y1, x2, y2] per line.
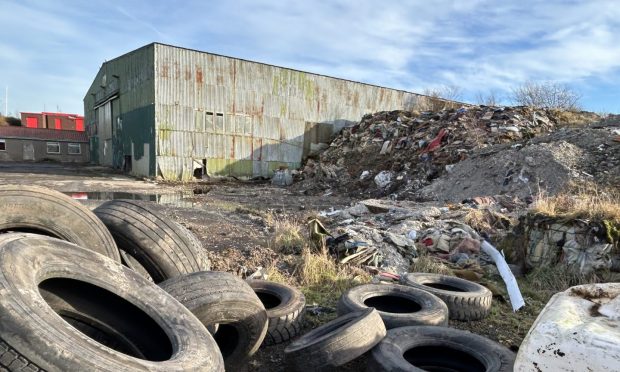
[264, 247, 372, 326]
[410, 253, 454, 275]
[463, 208, 514, 235]
[524, 264, 607, 295]
[548, 109, 600, 128]
[297, 248, 371, 304]
[531, 188, 620, 223]
[269, 213, 306, 254]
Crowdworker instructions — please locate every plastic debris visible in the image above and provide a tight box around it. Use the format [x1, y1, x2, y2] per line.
[481, 240, 525, 311]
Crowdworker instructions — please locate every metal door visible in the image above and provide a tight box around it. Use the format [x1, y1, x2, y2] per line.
[23, 143, 34, 160]
[97, 101, 113, 166]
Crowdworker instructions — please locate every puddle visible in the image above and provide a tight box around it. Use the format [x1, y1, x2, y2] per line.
[63, 191, 197, 208]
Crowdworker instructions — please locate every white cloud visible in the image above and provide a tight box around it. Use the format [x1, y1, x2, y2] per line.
[1, 0, 619, 113]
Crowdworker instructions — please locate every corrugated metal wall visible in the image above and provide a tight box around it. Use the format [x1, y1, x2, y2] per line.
[153, 44, 433, 181]
[84, 45, 156, 175]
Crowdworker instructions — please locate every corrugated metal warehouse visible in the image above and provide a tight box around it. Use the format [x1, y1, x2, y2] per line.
[84, 43, 452, 180]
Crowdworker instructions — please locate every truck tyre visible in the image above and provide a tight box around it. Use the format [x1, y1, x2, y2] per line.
[94, 200, 210, 283]
[160, 271, 268, 370]
[247, 280, 305, 345]
[368, 326, 515, 371]
[338, 284, 448, 328]
[285, 308, 386, 371]
[0, 233, 224, 372]
[0, 185, 119, 261]
[401, 273, 492, 320]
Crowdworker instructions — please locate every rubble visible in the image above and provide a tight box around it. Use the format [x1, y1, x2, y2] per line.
[318, 198, 517, 276]
[297, 106, 618, 204]
[419, 127, 620, 202]
[299, 105, 577, 198]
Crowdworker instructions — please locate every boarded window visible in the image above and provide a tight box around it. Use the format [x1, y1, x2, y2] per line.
[68, 143, 81, 155]
[46, 142, 60, 154]
[0, 139, 5, 151]
[206, 112, 214, 132]
[215, 113, 224, 132]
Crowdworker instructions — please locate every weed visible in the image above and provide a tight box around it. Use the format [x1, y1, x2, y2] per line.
[297, 248, 370, 305]
[410, 254, 454, 275]
[525, 264, 607, 295]
[531, 188, 620, 223]
[269, 214, 306, 254]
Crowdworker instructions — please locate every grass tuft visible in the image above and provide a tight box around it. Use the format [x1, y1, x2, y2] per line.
[269, 214, 306, 254]
[410, 253, 454, 275]
[524, 264, 607, 295]
[531, 188, 620, 223]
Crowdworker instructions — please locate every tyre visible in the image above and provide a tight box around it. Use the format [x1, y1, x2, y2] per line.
[368, 326, 515, 371]
[160, 271, 268, 370]
[119, 249, 154, 282]
[0, 233, 224, 372]
[337, 284, 448, 328]
[285, 308, 386, 371]
[94, 200, 210, 283]
[247, 280, 305, 345]
[0, 185, 119, 261]
[401, 273, 492, 321]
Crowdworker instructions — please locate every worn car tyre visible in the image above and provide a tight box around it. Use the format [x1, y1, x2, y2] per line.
[338, 284, 448, 328]
[285, 308, 386, 371]
[0, 185, 120, 261]
[401, 273, 492, 320]
[247, 280, 306, 345]
[160, 271, 268, 370]
[0, 233, 224, 372]
[94, 200, 210, 283]
[368, 326, 515, 371]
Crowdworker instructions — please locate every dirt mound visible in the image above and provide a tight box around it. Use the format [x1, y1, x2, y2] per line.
[297, 106, 602, 199]
[418, 127, 620, 202]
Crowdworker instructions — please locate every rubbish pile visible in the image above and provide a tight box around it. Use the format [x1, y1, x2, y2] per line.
[299, 105, 574, 198]
[419, 126, 620, 202]
[315, 198, 518, 277]
[0, 185, 518, 371]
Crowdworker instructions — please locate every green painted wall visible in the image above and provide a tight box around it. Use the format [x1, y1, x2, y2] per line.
[83, 44, 156, 176]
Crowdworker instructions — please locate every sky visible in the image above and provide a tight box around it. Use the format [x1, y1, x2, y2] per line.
[1, 0, 619, 116]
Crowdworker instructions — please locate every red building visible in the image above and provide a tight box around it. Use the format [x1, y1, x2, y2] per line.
[20, 112, 85, 132]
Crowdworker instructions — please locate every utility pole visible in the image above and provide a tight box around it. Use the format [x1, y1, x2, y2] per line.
[4, 86, 7, 116]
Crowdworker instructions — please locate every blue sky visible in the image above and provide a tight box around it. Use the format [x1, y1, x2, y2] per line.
[1, 0, 619, 115]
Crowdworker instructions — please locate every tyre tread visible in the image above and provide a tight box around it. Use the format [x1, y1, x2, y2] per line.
[0, 339, 44, 372]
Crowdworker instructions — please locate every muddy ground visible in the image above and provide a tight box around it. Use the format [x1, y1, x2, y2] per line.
[0, 162, 553, 370]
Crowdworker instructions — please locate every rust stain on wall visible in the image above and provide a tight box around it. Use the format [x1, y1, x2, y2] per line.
[196, 66, 203, 84]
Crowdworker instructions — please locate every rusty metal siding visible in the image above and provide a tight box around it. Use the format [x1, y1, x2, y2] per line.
[151, 43, 444, 180]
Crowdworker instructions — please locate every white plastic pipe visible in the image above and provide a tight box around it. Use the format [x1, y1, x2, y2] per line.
[481, 240, 525, 311]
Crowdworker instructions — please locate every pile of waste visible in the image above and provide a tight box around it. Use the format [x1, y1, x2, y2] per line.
[298, 106, 614, 202]
[419, 126, 620, 202]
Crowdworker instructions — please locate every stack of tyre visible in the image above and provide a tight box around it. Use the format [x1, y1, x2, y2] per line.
[282, 268, 517, 370]
[0, 185, 308, 371]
